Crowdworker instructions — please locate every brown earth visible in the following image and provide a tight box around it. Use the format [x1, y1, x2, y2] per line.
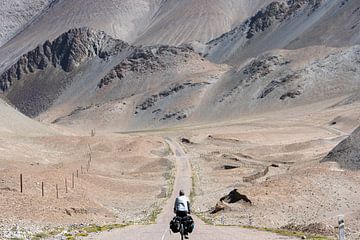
[0, 132, 173, 238]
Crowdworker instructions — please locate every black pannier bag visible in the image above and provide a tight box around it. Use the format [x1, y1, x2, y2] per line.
[170, 216, 195, 233]
[170, 216, 181, 233]
[183, 215, 195, 233]
[170, 216, 195, 234]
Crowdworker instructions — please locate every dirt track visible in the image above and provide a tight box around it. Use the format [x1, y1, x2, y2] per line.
[84, 138, 295, 240]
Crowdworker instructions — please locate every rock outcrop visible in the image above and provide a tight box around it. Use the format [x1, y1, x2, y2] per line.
[246, 0, 322, 39]
[245, 1, 289, 39]
[98, 45, 193, 88]
[210, 0, 323, 45]
[0, 28, 128, 92]
[205, 0, 325, 63]
[243, 56, 288, 81]
[135, 82, 203, 112]
[211, 189, 252, 214]
[258, 73, 300, 99]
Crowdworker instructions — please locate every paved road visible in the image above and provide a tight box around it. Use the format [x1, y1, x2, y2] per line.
[85, 138, 296, 240]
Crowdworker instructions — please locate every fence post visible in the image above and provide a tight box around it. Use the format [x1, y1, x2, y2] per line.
[20, 174, 23, 193]
[339, 215, 345, 240]
[65, 178, 68, 193]
[91, 129, 96, 137]
[86, 143, 92, 172]
[56, 184, 59, 199]
[41, 182, 44, 197]
[72, 173, 74, 189]
[88, 144, 92, 154]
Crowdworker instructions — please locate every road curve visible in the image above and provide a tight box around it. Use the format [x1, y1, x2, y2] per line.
[84, 138, 296, 240]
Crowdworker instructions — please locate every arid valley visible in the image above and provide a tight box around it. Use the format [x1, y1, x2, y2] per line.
[1, 0, 360, 239]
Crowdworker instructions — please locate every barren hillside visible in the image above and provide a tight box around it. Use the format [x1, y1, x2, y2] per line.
[191, 46, 360, 123]
[0, 28, 228, 131]
[0, 0, 53, 47]
[0, 0, 272, 75]
[134, 0, 273, 46]
[1, 28, 132, 118]
[204, 0, 360, 64]
[0, 97, 55, 136]
[2, 28, 359, 131]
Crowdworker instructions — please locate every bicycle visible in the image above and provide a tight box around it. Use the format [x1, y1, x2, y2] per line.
[170, 215, 193, 239]
[179, 217, 188, 240]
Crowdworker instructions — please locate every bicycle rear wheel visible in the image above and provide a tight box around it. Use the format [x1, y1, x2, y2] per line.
[180, 223, 184, 240]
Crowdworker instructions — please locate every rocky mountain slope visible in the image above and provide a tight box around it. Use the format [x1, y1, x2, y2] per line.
[192, 45, 360, 122]
[0, 28, 131, 117]
[1, 0, 359, 69]
[1, 27, 359, 131]
[322, 126, 360, 169]
[0, 0, 271, 75]
[203, 0, 360, 64]
[0, 0, 359, 132]
[0, 0, 54, 47]
[134, 0, 273, 46]
[0, 28, 225, 130]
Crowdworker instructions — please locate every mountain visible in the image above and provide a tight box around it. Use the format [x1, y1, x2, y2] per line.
[0, 0, 272, 75]
[0, 0, 359, 131]
[0, 28, 130, 117]
[0, 28, 225, 130]
[202, 0, 360, 64]
[191, 45, 360, 122]
[322, 126, 360, 169]
[1, 27, 359, 131]
[134, 0, 273, 46]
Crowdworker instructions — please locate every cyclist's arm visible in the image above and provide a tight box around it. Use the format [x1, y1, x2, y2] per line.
[174, 198, 178, 213]
[187, 201, 191, 214]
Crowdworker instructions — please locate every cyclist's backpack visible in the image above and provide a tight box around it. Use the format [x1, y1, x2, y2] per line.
[170, 216, 181, 233]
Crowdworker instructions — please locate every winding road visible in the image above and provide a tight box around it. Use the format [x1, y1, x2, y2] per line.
[85, 138, 296, 240]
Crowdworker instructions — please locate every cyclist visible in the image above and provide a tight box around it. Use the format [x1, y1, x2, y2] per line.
[174, 189, 191, 239]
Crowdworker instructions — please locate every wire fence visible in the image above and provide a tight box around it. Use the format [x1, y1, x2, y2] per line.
[15, 145, 93, 199]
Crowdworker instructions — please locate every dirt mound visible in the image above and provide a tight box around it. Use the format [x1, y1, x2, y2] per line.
[282, 222, 335, 236]
[322, 126, 360, 170]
